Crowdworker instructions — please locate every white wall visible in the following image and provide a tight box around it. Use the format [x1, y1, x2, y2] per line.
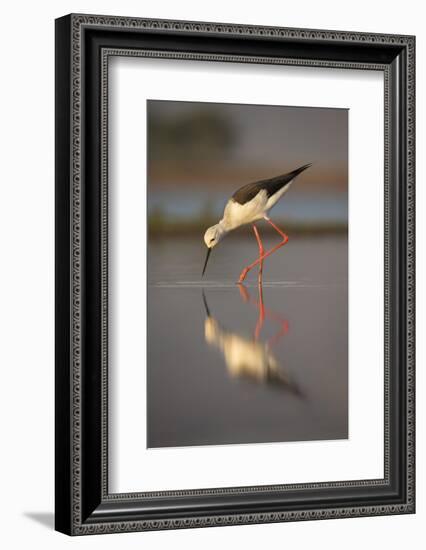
[0, 0, 422, 548]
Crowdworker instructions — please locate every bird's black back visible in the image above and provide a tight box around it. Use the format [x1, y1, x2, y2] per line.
[231, 163, 312, 205]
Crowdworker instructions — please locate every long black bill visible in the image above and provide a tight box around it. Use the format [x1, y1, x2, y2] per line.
[202, 248, 212, 277]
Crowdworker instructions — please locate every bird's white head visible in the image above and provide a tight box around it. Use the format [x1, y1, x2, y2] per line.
[203, 224, 224, 249]
[202, 224, 226, 277]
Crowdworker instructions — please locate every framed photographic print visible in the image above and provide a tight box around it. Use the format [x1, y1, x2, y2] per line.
[55, 14, 415, 535]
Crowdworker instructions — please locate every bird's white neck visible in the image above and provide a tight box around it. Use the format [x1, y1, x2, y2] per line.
[218, 218, 231, 234]
[216, 219, 229, 237]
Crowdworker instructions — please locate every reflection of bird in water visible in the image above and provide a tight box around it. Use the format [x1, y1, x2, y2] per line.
[202, 286, 301, 395]
[202, 163, 312, 283]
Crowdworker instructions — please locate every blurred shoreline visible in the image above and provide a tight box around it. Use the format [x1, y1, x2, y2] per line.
[148, 217, 348, 238]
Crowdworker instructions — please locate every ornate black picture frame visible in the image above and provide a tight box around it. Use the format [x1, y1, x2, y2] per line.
[55, 13, 415, 535]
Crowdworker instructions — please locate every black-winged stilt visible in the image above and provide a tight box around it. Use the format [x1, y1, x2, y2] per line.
[202, 163, 312, 283]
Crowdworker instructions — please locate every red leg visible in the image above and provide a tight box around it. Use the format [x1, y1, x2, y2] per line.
[252, 224, 264, 285]
[238, 218, 289, 283]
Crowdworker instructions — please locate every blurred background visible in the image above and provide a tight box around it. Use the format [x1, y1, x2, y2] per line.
[147, 100, 348, 237]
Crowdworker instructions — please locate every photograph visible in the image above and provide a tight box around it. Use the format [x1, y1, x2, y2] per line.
[147, 100, 349, 448]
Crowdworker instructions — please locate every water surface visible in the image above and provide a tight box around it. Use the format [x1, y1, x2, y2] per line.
[147, 235, 348, 448]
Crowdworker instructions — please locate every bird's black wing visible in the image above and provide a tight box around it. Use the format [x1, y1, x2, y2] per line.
[232, 163, 311, 205]
[231, 181, 266, 205]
